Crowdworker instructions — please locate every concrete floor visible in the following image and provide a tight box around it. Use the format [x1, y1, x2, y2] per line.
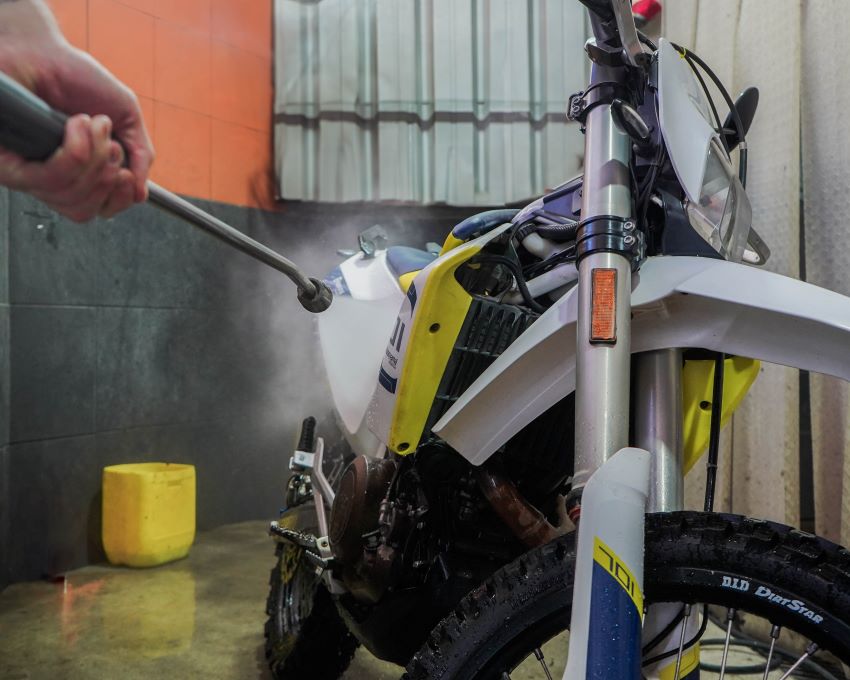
[0, 521, 829, 679]
[0, 522, 398, 680]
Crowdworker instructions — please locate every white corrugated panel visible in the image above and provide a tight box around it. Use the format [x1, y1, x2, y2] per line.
[274, 0, 588, 205]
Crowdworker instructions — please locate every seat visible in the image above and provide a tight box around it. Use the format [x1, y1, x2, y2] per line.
[386, 246, 438, 291]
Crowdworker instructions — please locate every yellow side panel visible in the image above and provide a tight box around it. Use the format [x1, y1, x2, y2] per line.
[397, 270, 418, 293]
[682, 356, 761, 473]
[439, 233, 465, 255]
[388, 245, 479, 454]
[658, 644, 700, 679]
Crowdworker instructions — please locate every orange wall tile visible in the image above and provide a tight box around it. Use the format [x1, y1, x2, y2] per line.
[211, 43, 271, 133]
[154, 0, 211, 32]
[89, 0, 155, 99]
[211, 119, 272, 208]
[48, 0, 88, 49]
[154, 21, 211, 115]
[212, 0, 272, 58]
[114, 0, 156, 14]
[152, 102, 211, 198]
[53, 0, 274, 207]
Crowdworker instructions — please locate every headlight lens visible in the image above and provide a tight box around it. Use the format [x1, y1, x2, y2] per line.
[685, 138, 752, 263]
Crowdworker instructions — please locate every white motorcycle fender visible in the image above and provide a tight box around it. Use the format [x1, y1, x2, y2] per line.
[433, 255, 850, 466]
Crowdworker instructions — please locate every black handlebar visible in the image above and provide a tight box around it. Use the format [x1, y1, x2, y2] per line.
[577, 0, 615, 22]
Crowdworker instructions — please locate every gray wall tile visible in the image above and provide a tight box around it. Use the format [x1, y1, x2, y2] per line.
[0, 188, 8, 305]
[8, 193, 97, 305]
[6, 436, 100, 582]
[0, 306, 8, 447]
[95, 306, 233, 430]
[96, 202, 229, 309]
[10, 306, 96, 442]
[0, 445, 8, 589]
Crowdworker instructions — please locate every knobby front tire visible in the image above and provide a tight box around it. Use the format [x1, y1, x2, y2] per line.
[405, 512, 850, 679]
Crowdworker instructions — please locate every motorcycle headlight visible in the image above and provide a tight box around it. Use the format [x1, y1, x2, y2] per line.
[684, 137, 752, 263]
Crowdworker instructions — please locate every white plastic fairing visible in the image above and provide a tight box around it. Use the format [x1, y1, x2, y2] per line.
[339, 250, 402, 300]
[657, 39, 717, 206]
[434, 256, 850, 465]
[317, 251, 404, 445]
[318, 295, 401, 436]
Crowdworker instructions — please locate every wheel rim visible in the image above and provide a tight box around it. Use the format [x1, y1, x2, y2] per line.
[493, 604, 848, 679]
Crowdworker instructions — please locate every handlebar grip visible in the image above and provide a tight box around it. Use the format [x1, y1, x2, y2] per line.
[297, 417, 317, 453]
[0, 71, 68, 161]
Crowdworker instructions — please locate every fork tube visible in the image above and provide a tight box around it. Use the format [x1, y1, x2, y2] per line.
[635, 349, 684, 513]
[636, 350, 699, 680]
[572, 62, 634, 500]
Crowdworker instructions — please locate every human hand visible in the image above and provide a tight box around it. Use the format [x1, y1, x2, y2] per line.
[0, 1, 154, 222]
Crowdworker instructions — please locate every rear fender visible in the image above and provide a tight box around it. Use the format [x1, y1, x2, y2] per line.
[433, 256, 850, 465]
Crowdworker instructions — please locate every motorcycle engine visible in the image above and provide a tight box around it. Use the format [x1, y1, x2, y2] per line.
[329, 455, 397, 603]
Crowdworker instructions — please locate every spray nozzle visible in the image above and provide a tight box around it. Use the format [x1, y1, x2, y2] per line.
[297, 278, 334, 313]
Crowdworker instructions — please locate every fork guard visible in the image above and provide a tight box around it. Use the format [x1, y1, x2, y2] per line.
[434, 255, 850, 466]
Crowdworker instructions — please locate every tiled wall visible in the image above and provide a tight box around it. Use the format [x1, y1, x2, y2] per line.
[48, 0, 274, 208]
[0, 189, 9, 587]
[0, 179, 468, 586]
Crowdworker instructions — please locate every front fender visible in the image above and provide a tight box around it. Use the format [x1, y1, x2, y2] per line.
[433, 256, 850, 465]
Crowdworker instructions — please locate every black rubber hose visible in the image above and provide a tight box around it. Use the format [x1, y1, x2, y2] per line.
[476, 255, 546, 314]
[704, 353, 725, 512]
[532, 222, 580, 242]
[671, 44, 748, 188]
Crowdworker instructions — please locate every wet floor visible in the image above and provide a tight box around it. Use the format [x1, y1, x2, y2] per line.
[0, 521, 833, 679]
[0, 522, 398, 680]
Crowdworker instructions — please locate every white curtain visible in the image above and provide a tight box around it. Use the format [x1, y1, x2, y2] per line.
[273, 0, 588, 205]
[669, 1, 850, 543]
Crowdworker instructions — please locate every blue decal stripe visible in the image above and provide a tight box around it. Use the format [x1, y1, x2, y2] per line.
[587, 561, 641, 679]
[378, 367, 398, 394]
[406, 282, 417, 310]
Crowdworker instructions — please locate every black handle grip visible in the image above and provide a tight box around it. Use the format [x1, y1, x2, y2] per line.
[0, 71, 68, 161]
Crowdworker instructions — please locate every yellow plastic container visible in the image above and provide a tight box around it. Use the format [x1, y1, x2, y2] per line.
[102, 462, 196, 567]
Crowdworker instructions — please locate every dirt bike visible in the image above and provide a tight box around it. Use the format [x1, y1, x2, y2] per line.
[264, 1, 850, 678]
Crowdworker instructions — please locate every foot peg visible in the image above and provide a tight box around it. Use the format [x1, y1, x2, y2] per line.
[269, 521, 334, 570]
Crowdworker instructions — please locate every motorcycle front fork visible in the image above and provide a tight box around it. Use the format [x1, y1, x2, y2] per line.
[564, 348, 697, 679]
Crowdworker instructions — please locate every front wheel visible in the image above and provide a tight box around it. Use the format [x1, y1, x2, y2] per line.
[405, 512, 850, 679]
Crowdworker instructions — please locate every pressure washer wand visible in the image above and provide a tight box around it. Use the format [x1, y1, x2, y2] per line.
[0, 71, 332, 313]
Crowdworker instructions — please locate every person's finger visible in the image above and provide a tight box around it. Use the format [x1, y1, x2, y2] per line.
[99, 169, 136, 218]
[115, 96, 154, 202]
[44, 161, 124, 222]
[16, 114, 95, 195]
[35, 116, 118, 210]
[0, 148, 31, 191]
[33, 115, 115, 208]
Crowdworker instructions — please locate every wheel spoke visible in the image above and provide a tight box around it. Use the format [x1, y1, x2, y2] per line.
[673, 603, 692, 679]
[718, 607, 736, 680]
[533, 647, 553, 680]
[777, 643, 818, 680]
[762, 624, 780, 680]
